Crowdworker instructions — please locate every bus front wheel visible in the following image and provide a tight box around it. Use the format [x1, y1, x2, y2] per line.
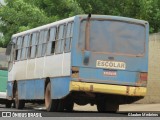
[15, 88, 25, 109]
[45, 82, 59, 112]
[5, 101, 12, 108]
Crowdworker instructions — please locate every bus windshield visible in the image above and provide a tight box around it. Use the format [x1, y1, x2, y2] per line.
[79, 19, 146, 56]
[0, 49, 8, 70]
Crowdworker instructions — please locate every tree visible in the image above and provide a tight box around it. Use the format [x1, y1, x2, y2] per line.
[0, 0, 160, 47]
[75, 0, 160, 32]
[0, 0, 52, 47]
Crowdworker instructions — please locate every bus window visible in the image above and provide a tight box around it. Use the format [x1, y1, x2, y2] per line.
[55, 24, 66, 54]
[42, 30, 49, 56]
[60, 25, 66, 53]
[37, 31, 44, 57]
[16, 37, 22, 60]
[26, 35, 31, 59]
[21, 35, 29, 60]
[30, 32, 39, 58]
[46, 27, 56, 55]
[65, 22, 73, 52]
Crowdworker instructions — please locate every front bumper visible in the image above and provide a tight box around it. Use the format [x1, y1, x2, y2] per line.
[69, 81, 146, 96]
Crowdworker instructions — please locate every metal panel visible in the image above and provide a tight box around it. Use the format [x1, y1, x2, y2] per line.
[62, 53, 71, 76]
[77, 67, 139, 86]
[26, 59, 35, 79]
[35, 79, 45, 99]
[18, 81, 26, 99]
[18, 79, 45, 100]
[8, 63, 15, 81]
[25, 80, 34, 99]
[50, 77, 71, 99]
[15, 61, 27, 80]
[35, 57, 44, 78]
[44, 54, 63, 77]
[70, 81, 147, 96]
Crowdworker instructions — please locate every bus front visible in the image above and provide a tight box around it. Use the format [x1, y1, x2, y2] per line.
[70, 15, 149, 112]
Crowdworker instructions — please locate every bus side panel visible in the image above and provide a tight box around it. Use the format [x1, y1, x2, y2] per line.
[35, 79, 45, 99]
[18, 81, 26, 99]
[0, 70, 8, 92]
[50, 77, 71, 99]
[18, 79, 45, 100]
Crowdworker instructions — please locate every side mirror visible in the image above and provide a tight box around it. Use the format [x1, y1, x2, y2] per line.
[83, 50, 91, 65]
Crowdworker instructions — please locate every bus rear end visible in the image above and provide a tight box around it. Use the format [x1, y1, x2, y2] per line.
[70, 15, 149, 112]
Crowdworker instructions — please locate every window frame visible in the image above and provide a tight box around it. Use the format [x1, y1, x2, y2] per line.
[55, 24, 66, 54]
[64, 22, 74, 53]
[35, 29, 49, 58]
[30, 31, 39, 59]
[15, 36, 22, 61]
[21, 34, 29, 60]
[46, 27, 57, 56]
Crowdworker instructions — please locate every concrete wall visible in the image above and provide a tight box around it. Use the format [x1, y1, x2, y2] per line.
[137, 33, 160, 103]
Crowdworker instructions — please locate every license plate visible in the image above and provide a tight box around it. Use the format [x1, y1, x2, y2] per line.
[104, 71, 117, 76]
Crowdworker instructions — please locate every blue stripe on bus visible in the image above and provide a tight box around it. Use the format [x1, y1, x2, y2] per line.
[7, 77, 71, 100]
[50, 77, 71, 99]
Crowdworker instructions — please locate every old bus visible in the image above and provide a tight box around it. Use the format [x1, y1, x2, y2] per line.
[6, 15, 149, 112]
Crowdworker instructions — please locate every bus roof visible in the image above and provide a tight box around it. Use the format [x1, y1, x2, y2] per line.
[12, 15, 148, 38]
[12, 16, 75, 38]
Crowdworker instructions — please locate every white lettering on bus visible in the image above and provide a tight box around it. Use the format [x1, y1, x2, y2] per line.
[96, 60, 126, 70]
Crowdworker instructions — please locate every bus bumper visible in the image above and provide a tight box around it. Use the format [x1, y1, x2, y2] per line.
[69, 81, 146, 96]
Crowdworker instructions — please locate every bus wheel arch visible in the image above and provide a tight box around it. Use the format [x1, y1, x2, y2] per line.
[45, 79, 59, 112]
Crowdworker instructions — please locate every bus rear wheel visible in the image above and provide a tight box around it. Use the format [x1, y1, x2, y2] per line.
[45, 82, 59, 112]
[97, 98, 119, 112]
[15, 88, 25, 109]
[64, 98, 74, 112]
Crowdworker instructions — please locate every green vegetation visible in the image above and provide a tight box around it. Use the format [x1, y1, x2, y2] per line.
[0, 0, 160, 47]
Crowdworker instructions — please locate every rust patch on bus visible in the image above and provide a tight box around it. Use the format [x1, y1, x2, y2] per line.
[90, 85, 93, 91]
[126, 86, 129, 94]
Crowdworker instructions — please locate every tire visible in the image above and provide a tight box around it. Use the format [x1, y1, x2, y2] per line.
[97, 98, 119, 113]
[97, 98, 106, 112]
[65, 98, 74, 112]
[15, 88, 25, 109]
[57, 99, 65, 112]
[45, 82, 59, 112]
[5, 101, 12, 108]
[105, 103, 119, 112]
